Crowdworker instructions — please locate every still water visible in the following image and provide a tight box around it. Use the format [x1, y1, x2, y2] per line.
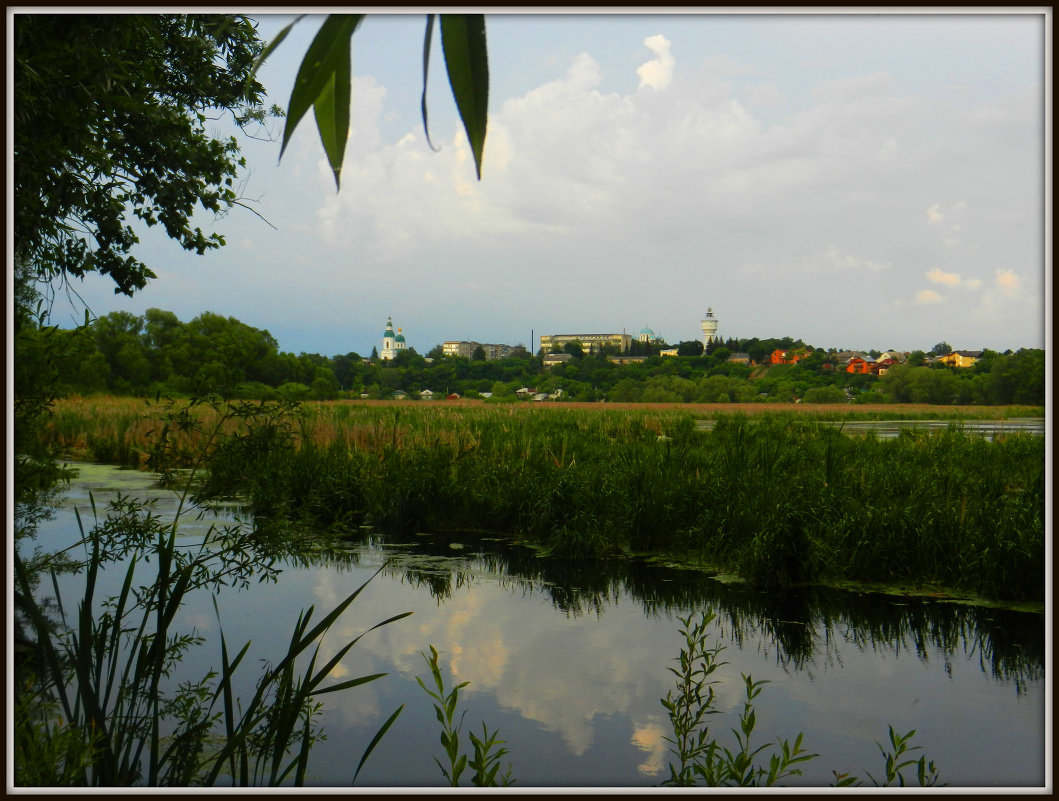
[29, 463, 1047, 788]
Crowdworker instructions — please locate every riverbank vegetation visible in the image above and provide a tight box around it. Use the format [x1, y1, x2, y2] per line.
[35, 396, 1045, 603]
[14, 305, 1045, 406]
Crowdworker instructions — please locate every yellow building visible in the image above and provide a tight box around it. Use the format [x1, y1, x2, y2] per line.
[938, 350, 983, 368]
[540, 332, 632, 354]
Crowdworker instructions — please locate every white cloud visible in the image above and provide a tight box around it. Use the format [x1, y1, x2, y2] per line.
[161, 16, 1038, 356]
[926, 268, 981, 290]
[995, 268, 1021, 295]
[637, 34, 675, 91]
[927, 267, 961, 286]
[914, 289, 945, 305]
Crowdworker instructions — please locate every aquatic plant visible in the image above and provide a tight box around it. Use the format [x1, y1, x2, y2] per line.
[661, 610, 941, 788]
[13, 397, 412, 786]
[416, 645, 514, 787]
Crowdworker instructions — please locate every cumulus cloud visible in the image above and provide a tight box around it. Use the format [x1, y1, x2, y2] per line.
[926, 203, 944, 225]
[914, 289, 945, 305]
[995, 268, 1021, 295]
[637, 34, 675, 90]
[926, 267, 960, 286]
[926, 268, 981, 289]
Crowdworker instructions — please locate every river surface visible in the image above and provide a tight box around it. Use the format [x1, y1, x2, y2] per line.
[25, 462, 1047, 788]
[696, 417, 1046, 440]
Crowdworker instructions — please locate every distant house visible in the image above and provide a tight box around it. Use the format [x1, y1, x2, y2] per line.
[877, 351, 908, 364]
[726, 352, 752, 365]
[516, 387, 534, 398]
[446, 392, 461, 400]
[532, 393, 550, 402]
[543, 353, 573, 367]
[769, 348, 809, 365]
[871, 357, 896, 376]
[938, 350, 983, 368]
[392, 390, 408, 400]
[846, 356, 875, 374]
[419, 389, 435, 400]
[659, 347, 680, 357]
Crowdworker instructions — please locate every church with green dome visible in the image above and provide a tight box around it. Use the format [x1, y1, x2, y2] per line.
[380, 316, 408, 361]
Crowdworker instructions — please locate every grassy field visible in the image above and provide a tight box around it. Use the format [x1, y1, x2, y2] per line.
[40, 395, 1045, 466]
[36, 395, 1045, 603]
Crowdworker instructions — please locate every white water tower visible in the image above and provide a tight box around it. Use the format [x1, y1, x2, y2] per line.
[701, 307, 719, 347]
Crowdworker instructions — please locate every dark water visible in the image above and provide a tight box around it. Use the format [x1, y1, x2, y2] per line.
[28, 463, 1047, 788]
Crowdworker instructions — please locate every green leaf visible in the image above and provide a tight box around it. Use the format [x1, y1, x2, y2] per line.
[249, 15, 305, 84]
[313, 671, 387, 695]
[439, 14, 489, 179]
[312, 28, 352, 190]
[281, 14, 363, 162]
[420, 14, 441, 153]
[353, 704, 404, 784]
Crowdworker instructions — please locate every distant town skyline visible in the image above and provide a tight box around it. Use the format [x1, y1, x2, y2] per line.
[44, 11, 1048, 358]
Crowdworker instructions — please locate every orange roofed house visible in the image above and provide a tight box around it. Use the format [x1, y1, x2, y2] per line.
[769, 348, 810, 365]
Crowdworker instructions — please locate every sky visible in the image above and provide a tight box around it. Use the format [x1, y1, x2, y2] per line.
[34, 10, 1050, 357]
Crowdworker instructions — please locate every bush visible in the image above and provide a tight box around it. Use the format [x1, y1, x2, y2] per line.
[802, 385, 846, 404]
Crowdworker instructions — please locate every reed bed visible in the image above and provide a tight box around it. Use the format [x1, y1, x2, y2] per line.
[38, 397, 1045, 601]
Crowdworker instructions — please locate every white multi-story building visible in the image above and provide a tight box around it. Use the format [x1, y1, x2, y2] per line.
[442, 340, 514, 360]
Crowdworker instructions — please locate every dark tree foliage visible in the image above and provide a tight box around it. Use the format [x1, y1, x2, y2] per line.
[677, 340, 705, 357]
[35, 305, 1045, 408]
[14, 13, 277, 295]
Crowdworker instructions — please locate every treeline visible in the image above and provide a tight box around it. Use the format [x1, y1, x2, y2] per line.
[21, 308, 1044, 406]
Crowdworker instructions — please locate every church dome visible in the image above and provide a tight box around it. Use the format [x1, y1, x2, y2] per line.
[395, 329, 406, 343]
[382, 316, 396, 338]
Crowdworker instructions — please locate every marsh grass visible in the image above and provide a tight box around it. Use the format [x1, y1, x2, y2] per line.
[36, 399, 1045, 601]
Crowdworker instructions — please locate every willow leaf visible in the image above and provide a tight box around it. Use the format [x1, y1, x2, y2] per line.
[312, 29, 352, 189]
[281, 14, 363, 161]
[420, 14, 441, 152]
[248, 14, 305, 84]
[440, 14, 489, 179]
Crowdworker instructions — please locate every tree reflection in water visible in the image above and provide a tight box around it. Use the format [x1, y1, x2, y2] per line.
[303, 526, 1043, 692]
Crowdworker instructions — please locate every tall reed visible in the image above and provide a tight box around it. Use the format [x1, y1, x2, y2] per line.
[33, 399, 1046, 601]
[14, 397, 412, 786]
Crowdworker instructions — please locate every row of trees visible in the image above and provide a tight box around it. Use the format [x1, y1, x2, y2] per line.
[18, 306, 1045, 406]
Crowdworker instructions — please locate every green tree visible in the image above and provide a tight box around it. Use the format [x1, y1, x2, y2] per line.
[471, 345, 487, 361]
[14, 14, 278, 295]
[93, 311, 150, 392]
[931, 342, 953, 357]
[563, 341, 585, 360]
[677, 340, 705, 357]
